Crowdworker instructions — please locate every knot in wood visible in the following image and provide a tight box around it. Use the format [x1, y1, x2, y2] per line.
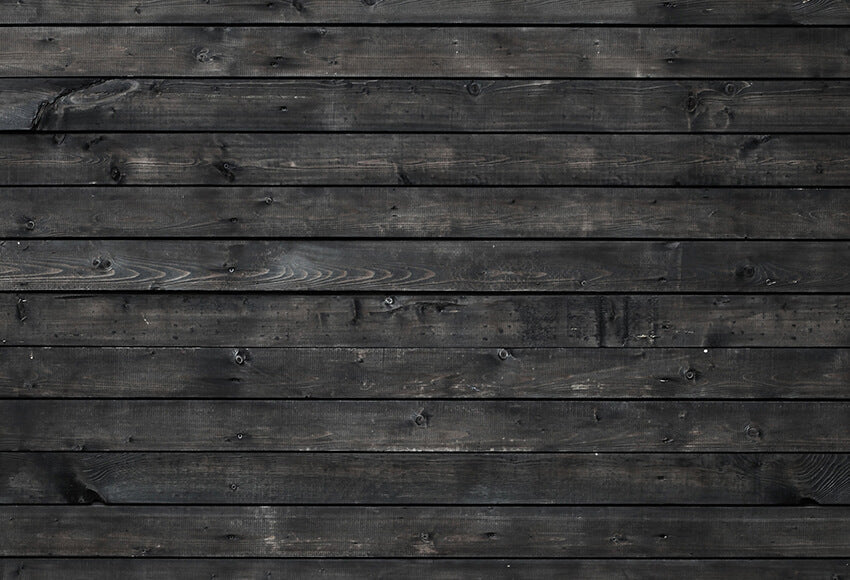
[684, 368, 696, 381]
[497, 348, 510, 360]
[466, 82, 481, 97]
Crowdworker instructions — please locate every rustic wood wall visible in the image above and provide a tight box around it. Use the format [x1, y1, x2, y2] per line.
[1, 1, 849, 578]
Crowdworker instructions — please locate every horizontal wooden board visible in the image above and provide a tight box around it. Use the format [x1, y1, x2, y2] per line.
[4, 452, 849, 505]
[3, 187, 850, 239]
[2, 559, 849, 580]
[1, 293, 848, 347]
[3, 0, 850, 25]
[3, 133, 850, 186]
[2, 506, 850, 557]
[2, 400, 849, 451]
[3, 347, 847, 399]
[2, 27, 850, 78]
[1, 240, 847, 292]
[11, 79, 850, 133]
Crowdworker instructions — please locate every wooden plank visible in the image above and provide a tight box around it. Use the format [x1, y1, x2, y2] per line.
[2, 293, 849, 347]
[3, 0, 850, 25]
[2, 240, 847, 292]
[3, 187, 849, 240]
[4, 452, 850, 505]
[3, 347, 847, 399]
[2, 400, 849, 451]
[2, 133, 850, 186]
[2, 559, 850, 580]
[2, 506, 850, 557]
[11, 79, 850, 133]
[2, 27, 850, 78]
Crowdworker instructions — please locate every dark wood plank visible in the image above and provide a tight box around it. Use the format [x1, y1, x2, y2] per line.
[3, 0, 849, 24]
[11, 79, 850, 133]
[3, 133, 850, 186]
[4, 452, 850, 505]
[2, 293, 849, 347]
[4, 347, 847, 399]
[3, 559, 850, 580]
[2, 506, 850, 557]
[2, 240, 847, 292]
[2, 400, 849, 451]
[2, 27, 850, 78]
[4, 187, 849, 240]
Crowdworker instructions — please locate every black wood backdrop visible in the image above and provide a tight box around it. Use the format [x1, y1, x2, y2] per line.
[1, 1, 850, 578]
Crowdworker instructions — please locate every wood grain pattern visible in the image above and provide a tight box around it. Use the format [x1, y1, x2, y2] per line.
[10, 79, 850, 133]
[2, 506, 850, 557]
[3, 0, 849, 24]
[4, 187, 849, 240]
[2, 293, 848, 347]
[3, 27, 850, 78]
[3, 133, 850, 186]
[1, 240, 846, 292]
[4, 452, 850, 505]
[2, 559, 849, 580]
[2, 400, 849, 451]
[3, 347, 846, 399]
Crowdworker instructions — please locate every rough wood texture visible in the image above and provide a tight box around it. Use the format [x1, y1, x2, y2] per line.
[2, 400, 849, 451]
[10, 79, 850, 133]
[3, 452, 850, 505]
[2, 27, 850, 78]
[2, 293, 848, 347]
[2, 506, 849, 557]
[3, 347, 846, 399]
[2, 559, 850, 580]
[3, 187, 849, 240]
[2, 133, 850, 186]
[1, 240, 846, 292]
[3, 0, 849, 24]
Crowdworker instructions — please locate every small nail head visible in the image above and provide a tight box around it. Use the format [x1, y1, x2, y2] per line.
[236, 432, 244, 439]
[384, 296, 395, 306]
[235, 353, 245, 365]
[497, 348, 509, 360]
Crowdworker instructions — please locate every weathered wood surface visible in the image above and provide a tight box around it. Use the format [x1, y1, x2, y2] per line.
[2, 506, 850, 557]
[1, 240, 846, 292]
[10, 79, 850, 133]
[4, 0, 849, 25]
[4, 187, 849, 240]
[2, 559, 850, 580]
[4, 452, 850, 505]
[3, 133, 850, 186]
[3, 347, 846, 399]
[2, 400, 848, 451]
[3, 27, 850, 78]
[2, 293, 848, 347]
